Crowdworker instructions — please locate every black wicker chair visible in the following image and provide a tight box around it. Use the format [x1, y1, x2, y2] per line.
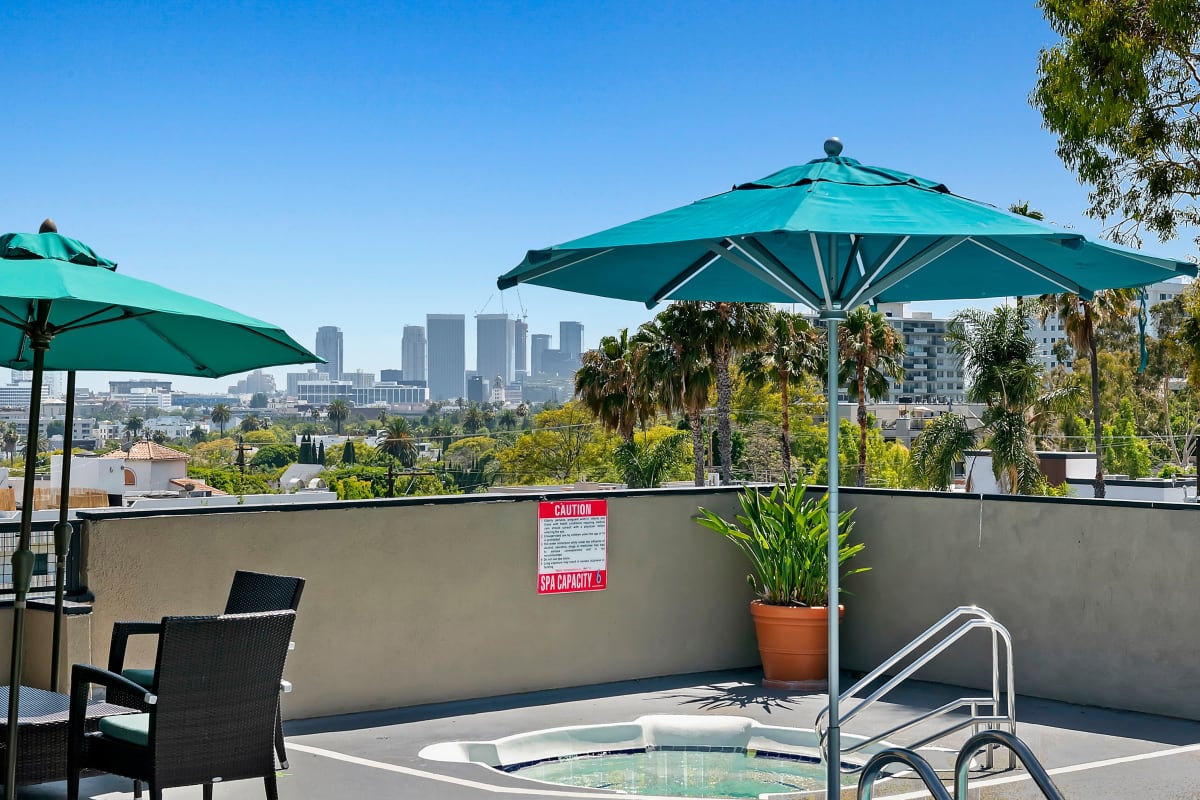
[106, 570, 305, 767]
[68, 610, 297, 800]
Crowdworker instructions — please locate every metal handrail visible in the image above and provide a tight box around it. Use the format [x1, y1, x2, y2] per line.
[857, 747, 952, 800]
[816, 606, 1016, 770]
[954, 730, 1066, 800]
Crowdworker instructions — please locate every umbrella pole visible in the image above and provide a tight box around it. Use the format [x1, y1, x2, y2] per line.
[6, 328, 49, 800]
[823, 312, 844, 800]
[51, 370, 75, 691]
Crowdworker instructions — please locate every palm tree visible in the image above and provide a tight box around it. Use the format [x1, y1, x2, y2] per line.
[189, 425, 206, 444]
[699, 302, 771, 485]
[498, 409, 518, 430]
[574, 328, 648, 443]
[838, 308, 905, 487]
[377, 417, 419, 497]
[612, 432, 689, 488]
[377, 417, 418, 466]
[2, 427, 18, 465]
[462, 404, 485, 434]
[739, 310, 821, 479]
[1037, 289, 1136, 498]
[211, 403, 231, 436]
[327, 399, 350, 434]
[936, 305, 1080, 494]
[124, 414, 144, 441]
[642, 303, 716, 486]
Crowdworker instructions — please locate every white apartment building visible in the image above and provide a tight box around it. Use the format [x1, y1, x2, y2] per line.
[1026, 278, 1192, 370]
[876, 303, 966, 404]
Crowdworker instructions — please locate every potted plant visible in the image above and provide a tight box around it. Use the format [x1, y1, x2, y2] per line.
[697, 481, 867, 689]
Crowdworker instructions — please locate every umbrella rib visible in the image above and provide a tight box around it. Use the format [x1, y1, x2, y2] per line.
[843, 236, 909, 308]
[0, 305, 29, 328]
[739, 237, 826, 310]
[710, 240, 812, 304]
[52, 305, 141, 333]
[811, 234, 833, 309]
[499, 249, 615, 289]
[648, 250, 721, 307]
[970, 237, 1091, 298]
[838, 235, 864, 294]
[845, 236, 964, 309]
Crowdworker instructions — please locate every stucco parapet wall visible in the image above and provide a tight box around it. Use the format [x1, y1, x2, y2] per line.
[73, 482, 1200, 523]
[74, 483, 754, 521]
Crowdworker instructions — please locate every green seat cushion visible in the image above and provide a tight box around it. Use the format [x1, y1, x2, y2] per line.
[99, 713, 149, 747]
[122, 668, 155, 688]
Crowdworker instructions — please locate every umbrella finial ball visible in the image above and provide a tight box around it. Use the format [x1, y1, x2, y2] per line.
[823, 137, 843, 157]
[38, 218, 57, 234]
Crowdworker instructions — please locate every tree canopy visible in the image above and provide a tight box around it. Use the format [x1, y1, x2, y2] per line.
[1033, 0, 1200, 244]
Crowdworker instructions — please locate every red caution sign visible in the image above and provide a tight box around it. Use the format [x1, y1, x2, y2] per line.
[537, 499, 607, 594]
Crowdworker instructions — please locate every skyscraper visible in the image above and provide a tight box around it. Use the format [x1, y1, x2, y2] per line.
[560, 321, 584, 360]
[315, 326, 344, 381]
[514, 319, 528, 377]
[427, 314, 466, 401]
[530, 334, 551, 377]
[477, 314, 516, 386]
[401, 325, 427, 382]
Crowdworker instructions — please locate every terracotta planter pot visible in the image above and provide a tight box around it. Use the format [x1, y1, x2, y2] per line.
[750, 600, 844, 691]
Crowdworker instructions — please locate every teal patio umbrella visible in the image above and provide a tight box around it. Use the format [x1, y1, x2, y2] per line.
[498, 139, 1196, 799]
[0, 224, 320, 798]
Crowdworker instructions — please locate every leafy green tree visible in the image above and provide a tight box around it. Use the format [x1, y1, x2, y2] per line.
[1037, 288, 1137, 497]
[211, 404, 231, 436]
[1104, 398, 1153, 478]
[443, 436, 499, 492]
[189, 425, 206, 444]
[327, 399, 350, 434]
[240, 415, 261, 433]
[1033, 0, 1200, 246]
[740, 310, 821, 479]
[496, 402, 612, 484]
[838, 308, 905, 487]
[46, 420, 65, 438]
[250, 444, 299, 471]
[249, 392, 268, 408]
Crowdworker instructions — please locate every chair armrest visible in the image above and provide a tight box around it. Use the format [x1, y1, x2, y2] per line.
[72, 663, 157, 708]
[68, 663, 157, 761]
[108, 621, 163, 674]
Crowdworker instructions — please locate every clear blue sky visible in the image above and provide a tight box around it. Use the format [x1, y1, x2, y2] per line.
[1, 1, 1190, 393]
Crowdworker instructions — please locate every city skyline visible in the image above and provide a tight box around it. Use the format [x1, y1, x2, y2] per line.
[7, 3, 1196, 396]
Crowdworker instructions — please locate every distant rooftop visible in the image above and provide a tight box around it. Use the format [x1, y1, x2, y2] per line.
[104, 441, 190, 461]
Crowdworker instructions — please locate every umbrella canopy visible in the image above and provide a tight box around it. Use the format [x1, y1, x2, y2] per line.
[0, 227, 319, 800]
[0, 233, 316, 375]
[499, 140, 1196, 800]
[499, 141, 1193, 308]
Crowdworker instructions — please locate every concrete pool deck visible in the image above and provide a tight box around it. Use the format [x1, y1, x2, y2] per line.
[25, 669, 1200, 799]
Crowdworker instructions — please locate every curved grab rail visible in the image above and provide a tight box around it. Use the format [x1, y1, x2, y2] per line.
[816, 606, 1015, 768]
[816, 606, 996, 734]
[856, 747, 952, 800]
[954, 730, 1066, 800]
